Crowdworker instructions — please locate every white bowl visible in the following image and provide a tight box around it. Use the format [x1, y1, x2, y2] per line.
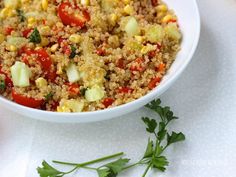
[0, 0, 200, 123]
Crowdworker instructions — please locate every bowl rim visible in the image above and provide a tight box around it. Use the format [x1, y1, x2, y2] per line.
[0, 0, 201, 119]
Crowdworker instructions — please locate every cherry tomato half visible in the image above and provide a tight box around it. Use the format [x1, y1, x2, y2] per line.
[19, 47, 56, 81]
[34, 48, 52, 71]
[58, 2, 90, 27]
[102, 98, 114, 108]
[12, 90, 44, 108]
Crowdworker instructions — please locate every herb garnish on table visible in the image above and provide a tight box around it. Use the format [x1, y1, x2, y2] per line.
[37, 99, 185, 177]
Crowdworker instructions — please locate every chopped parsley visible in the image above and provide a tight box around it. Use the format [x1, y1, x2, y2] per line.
[69, 45, 77, 59]
[16, 9, 26, 22]
[0, 81, 6, 91]
[29, 28, 41, 44]
[104, 71, 111, 81]
[44, 92, 54, 102]
[80, 88, 87, 96]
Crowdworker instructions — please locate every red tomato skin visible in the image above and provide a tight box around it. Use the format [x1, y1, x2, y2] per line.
[18, 47, 57, 81]
[167, 19, 177, 24]
[18, 46, 34, 56]
[62, 45, 71, 55]
[151, 0, 159, 6]
[42, 19, 47, 25]
[21, 56, 30, 65]
[67, 83, 80, 95]
[4, 77, 13, 87]
[12, 90, 44, 108]
[117, 87, 134, 94]
[148, 51, 156, 59]
[34, 49, 52, 71]
[57, 37, 66, 46]
[46, 70, 57, 82]
[22, 28, 33, 38]
[5, 27, 14, 35]
[96, 48, 106, 56]
[102, 98, 114, 108]
[156, 63, 166, 72]
[83, 10, 90, 21]
[117, 59, 125, 69]
[148, 77, 161, 89]
[51, 101, 59, 111]
[58, 2, 89, 27]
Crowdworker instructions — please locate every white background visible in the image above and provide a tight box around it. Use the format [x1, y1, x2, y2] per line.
[1, 0, 236, 176]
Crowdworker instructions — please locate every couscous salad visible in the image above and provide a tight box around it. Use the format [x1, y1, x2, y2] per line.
[0, 0, 181, 112]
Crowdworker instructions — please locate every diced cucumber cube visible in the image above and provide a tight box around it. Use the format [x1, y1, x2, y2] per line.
[125, 17, 140, 37]
[145, 25, 164, 43]
[7, 36, 27, 46]
[66, 63, 80, 83]
[10, 61, 31, 87]
[68, 100, 84, 112]
[164, 23, 181, 40]
[57, 99, 84, 112]
[85, 85, 105, 102]
[18, 68, 30, 87]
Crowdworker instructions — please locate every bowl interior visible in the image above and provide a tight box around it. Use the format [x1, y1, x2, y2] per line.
[0, 0, 200, 123]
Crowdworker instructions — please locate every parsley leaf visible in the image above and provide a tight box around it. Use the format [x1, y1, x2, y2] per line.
[146, 99, 178, 124]
[97, 169, 110, 177]
[154, 143, 163, 156]
[145, 99, 161, 110]
[143, 138, 154, 158]
[157, 122, 167, 141]
[97, 158, 130, 177]
[167, 132, 185, 146]
[152, 156, 169, 172]
[142, 117, 157, 133]
[29, 28, 41, 44]
[37, 161, 63, 177]
[104, 158, 130, 174]
[98, 169, 117, 177]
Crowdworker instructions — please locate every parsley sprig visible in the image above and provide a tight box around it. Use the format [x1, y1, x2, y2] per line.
[37, 99, 185, 177]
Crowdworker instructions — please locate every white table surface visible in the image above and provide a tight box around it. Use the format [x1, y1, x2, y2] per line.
[1, 0, 236, 177]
